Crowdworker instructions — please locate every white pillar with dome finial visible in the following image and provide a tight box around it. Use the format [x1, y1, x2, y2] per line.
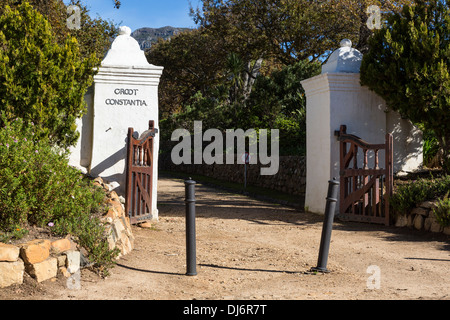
[69, 26, 164, 220]
[300, 39, 422, 215]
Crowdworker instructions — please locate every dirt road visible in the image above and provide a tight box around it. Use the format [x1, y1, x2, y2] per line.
[1, 176, 449, 301]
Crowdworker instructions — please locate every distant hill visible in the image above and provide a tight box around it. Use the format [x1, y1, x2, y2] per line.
[131, 26, 192, 50]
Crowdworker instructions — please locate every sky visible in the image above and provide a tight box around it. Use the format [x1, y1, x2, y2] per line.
[64, 0, 201, 31]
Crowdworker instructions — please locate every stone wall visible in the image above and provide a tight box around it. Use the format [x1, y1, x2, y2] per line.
[0, 177, 135, 289]
[93, 177, 135, 258]
[394, 200, 450, 235]
[0, 237, 80, 288]
[159, 153, 307, 197]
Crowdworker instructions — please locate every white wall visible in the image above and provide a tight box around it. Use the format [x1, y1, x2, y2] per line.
[301, 73, 423, 215]
[69, 27, 163, 220]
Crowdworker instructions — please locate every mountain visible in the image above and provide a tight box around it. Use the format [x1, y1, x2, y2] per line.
[131, 26, 192, 50]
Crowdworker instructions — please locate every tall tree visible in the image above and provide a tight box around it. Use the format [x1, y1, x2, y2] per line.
[360, 0, 450, 172]
[330, 0, 414, 53]
[0, 0, 118, 61]
[191, 0, 414, 63]
[0, 2, 98, 148]
[146, 28, 229, 119]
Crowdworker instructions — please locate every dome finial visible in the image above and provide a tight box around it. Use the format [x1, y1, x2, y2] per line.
[340, 39, 352, 48]
[119, 26, 132, 36]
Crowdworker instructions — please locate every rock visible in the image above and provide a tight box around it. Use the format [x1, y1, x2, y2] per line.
[107, 198, 124, 216]
[444, 226, 450, 236]
[411, 207, 429, 217]
[428, 214, 444, 233]
[0, 260, 24, 288]
[51, 238, 71, 254]
[65, 250, 81, 274]
[138, 221, 153, 229]
[25, 257, 57, 283]
[420, 201, 438, 209]
[105, 207, 118, 220]
[407, 214, 413, 228]
[20, 239, 51, 264]
[413, 215, 424, 230]
[93, 177, 104, 189]
[395, 214, 408, 228]
[57, 254, 67, 267]
[430, 220, 443, 233]
[80, 250, 93, 269]
[0, 243, 20, 262]
[122, 216, 132, 232]
[59, 266, 71, 278]
[114, 218, 126, 233]
[109, 191, 120, 200]
[106, 181, 120, 192]
[100, 188, 135, 258]
[424, 217, 432, 231]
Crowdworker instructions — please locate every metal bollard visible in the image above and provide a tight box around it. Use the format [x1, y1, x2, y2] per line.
[185, 178, 197, 276]
[311, 178, 340, 273]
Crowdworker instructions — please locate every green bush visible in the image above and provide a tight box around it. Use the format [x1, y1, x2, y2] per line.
[433, 193, 450, 228]
[423, 129, 440, 167]
[391, 175, 450, 215]
[0, 116, 119, 274]
[0, 2, 98, 149]
[360, 0, 450, 172]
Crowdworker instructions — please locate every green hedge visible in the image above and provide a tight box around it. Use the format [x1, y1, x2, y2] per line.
[0, 116, 119, 274]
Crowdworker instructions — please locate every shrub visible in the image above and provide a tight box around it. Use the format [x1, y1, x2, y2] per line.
[433, 193, 450, 227]
[0, 2, 98, 149]
[391, 174, 450, 215]
[0, 116, 119, 274]
[360, 0, 450, 172]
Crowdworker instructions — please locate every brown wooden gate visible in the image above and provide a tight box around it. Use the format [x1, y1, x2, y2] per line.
[337, 125, 393, 226]
[125, 121, 158, 225]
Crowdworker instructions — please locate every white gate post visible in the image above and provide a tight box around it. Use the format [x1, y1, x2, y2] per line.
[69, 26, 164, 220]
[301, 40, 422, 215]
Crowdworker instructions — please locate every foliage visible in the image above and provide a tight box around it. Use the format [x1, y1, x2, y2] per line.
[191, 0, 412, 64]
[391, 174, 450, 215]
[433, 193, 450, 227]
[422, 128, 441, 167]
[146, 28, 228, 119]
[152, 1, 411, 157]
[0, 0, 118, 61]
[0, 2, 98, 149]
[159, 58, 321, 156]
[0, 116, 119, 273]
[360, 0, 450, 172]
[243, 59, 321, 155]
[65, 0, 119, 59]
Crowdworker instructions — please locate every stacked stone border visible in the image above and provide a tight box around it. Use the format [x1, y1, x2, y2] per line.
[394, 200, 450, 235]
[0, 177, 135, 289]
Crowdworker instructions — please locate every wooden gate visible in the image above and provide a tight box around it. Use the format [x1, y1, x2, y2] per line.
[125, 121, 158, 225]
[337, 125, 393, 226]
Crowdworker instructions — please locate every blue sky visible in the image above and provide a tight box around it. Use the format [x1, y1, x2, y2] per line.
[64, 0, 201, 31]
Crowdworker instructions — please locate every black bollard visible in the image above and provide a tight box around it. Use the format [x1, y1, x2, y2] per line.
[185, 178, 197, 276]
[311, 178, 340, 273]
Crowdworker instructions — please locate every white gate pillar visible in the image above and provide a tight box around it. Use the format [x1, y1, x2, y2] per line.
[69, 26, 164, 219]
[301, 40, 422, 215]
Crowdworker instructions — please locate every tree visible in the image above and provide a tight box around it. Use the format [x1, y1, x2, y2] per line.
[0, 0, 118, 61]
[243, 59, 322, 155]
[146, 28, 229, 119]
[191, 0, 413, 64]
[329, 0, 414, 53]
[360, 0, 450, 171]
[0, 2, 98, 148]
